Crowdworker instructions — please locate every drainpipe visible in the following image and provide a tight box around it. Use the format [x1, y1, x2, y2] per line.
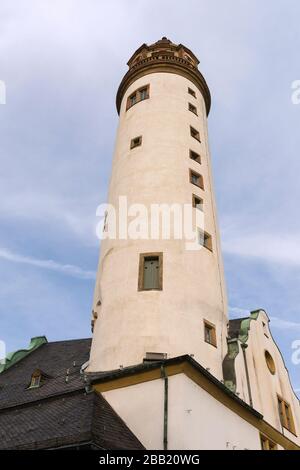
[161, 364, 168, 450]
[241, 343, 253, 407]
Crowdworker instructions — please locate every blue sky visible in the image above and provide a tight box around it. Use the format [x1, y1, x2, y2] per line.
[0, 0, 299, 394]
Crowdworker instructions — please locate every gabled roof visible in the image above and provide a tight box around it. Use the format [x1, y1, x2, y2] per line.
[0, 337, 144, 450]
[0, 390, 144, 450]
[0, 338, 91, 410]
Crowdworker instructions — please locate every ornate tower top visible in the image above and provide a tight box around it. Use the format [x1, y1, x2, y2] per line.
[116, 37, 211, 115]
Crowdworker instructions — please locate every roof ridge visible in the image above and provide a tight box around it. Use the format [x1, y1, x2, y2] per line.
[45, 337, 91, 345]
[0, 336, 47, 375]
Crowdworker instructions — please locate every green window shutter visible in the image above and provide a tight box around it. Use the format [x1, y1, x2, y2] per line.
[144, 257, 159, 289]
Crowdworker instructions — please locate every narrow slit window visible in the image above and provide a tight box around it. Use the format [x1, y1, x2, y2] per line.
[198, 230, 213, 251]
[130, 136, 142, 149]
[188, 87, 196, 98]
[189, 170, 204, 189]
[189, 103, 198, 115]
[192, 194, 203, 211]
[190, 150, 201, 164]
[190, 126, 201, 142]
[204, 320, 217, 347]
[138, 253, 163, 291]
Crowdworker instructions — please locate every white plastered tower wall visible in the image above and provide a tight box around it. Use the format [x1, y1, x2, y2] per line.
[88, 38, 228, 379]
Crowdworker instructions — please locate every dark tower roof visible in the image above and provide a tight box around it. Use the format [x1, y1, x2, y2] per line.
[116, 37, 211, 115]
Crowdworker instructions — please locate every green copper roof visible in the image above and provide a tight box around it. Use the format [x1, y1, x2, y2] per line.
[223, 309, 266, 393]
[238, 310, 262, 344]
[0, 336, 47, 374]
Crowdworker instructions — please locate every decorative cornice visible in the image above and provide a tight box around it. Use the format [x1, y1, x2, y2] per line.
[116, 40, 211, 116]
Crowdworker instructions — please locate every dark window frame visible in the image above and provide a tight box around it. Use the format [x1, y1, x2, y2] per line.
[204, 320, 217, 347]
[198, 230, 213, 252]
[188, 87, 196, 98]
[190, 126, 201, 142]
[190, 149, 201, 164]
[138, 253, 163, 291]
[130, 136, 143, 149]
[188, 102, 198, 115]
[127, 84, 150, 110]
[189, 169, 204, 189]
[192, 194, 203, 211]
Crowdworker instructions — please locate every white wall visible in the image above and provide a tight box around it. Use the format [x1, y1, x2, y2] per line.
[89, 70, 228, 379]
[103, 373, 261, 450]
[234, 311, 300, 446]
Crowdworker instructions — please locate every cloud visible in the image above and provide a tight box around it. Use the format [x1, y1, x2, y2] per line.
[0, 248, 96, 280]
[269, 316, 300, 332]
[229, 306, 250, 318]
[222, 230, 300, 268]
[229, 305, 300, 332]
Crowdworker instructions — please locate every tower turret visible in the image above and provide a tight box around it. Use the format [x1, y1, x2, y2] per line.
[88, 38, 228, 380]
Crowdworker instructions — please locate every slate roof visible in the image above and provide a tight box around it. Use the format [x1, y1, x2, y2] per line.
[0, 338, 91, 410]
[0, 338, 144, 450]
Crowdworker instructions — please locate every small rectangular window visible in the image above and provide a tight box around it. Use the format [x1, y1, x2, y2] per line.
[190, 150, 201, 164]
[190, 126, 201, 142]
[130, 136, 142, 149]
[204, 320, 217, 347]
[189, 170, 204, 189]
[188, 103, 198, 115]
[198, 230, 213, 251]
[260, 434, 277, 450]
[127, 85, 150, 110]
[192, 194, 203, 211]
[277, 396, 296, 434]
[188, 87, 196, 98]
[138, 253, 163, 291]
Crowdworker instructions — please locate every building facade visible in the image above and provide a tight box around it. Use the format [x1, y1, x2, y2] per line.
[0, 38, 299, 451]
[87, 38, 300, 450]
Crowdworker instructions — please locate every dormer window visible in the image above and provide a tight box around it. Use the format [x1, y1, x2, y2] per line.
[28, 369, 42, 389]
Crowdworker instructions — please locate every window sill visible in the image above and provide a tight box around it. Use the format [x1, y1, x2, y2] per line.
[204, 339, 217, 348]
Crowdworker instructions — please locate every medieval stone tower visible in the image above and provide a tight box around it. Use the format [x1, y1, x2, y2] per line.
[88, 37, 228, 380]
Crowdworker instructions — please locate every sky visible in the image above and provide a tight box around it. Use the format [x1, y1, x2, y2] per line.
[0, 0, 300, 394]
